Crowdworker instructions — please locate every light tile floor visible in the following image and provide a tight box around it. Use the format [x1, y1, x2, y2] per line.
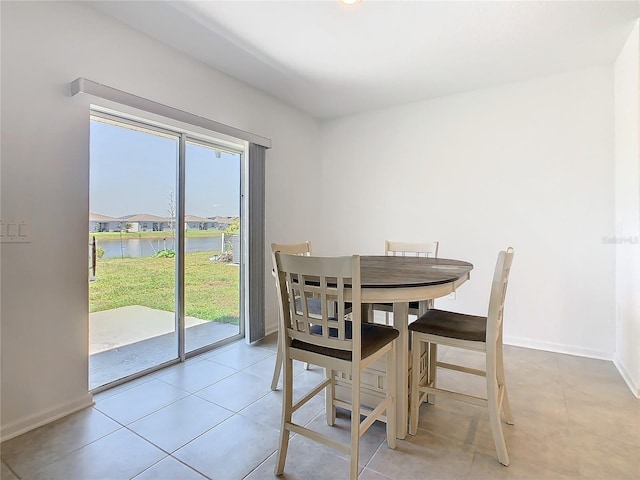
[2, 334, 639, 479]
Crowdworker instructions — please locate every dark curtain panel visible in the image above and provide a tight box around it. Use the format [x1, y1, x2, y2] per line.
[248, 143, 266, 342]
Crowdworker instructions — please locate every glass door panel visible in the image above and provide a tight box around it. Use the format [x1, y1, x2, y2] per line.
[89, 116, 179, 390]
[184, 140, 242, 354]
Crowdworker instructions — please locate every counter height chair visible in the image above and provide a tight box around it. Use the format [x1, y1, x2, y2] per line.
[270, 242, 317, 391]
[408, 248, 515, 466]
[273, 253, 399, 479]
[372, 240, 440, 324]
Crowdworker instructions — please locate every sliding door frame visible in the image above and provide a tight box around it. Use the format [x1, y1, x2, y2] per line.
[89, 108, 247, 391]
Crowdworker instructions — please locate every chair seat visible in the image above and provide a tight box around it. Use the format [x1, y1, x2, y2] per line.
[293, 322, 399, 361]
[409, 309, 487, 342]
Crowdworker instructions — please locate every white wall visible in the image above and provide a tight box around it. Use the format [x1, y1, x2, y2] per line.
[0, 1, 321, 440]
[614, 20, 640, 397]
[319, 67, 616, 359]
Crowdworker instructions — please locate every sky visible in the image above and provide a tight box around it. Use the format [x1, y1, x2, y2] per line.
[89, 120, 241, 219]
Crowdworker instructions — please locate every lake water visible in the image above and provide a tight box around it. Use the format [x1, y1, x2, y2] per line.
[97, 236, 223, 259]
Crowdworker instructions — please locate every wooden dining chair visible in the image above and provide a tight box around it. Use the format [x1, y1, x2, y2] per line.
[273, 252, 398, 479]
[408, 247, 515, 466]
[372, 240, 440, 324]
[270, 241, 316, 391]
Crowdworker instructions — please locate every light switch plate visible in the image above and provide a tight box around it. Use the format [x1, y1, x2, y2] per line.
[0, 219, 31, 243]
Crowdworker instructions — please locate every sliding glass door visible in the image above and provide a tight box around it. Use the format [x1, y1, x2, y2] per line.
[184, 139, 241, 354]
[89, 113, 243, 391]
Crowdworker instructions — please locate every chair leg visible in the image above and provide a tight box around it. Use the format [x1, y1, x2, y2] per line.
[349, 367, 361, 480]
[487, 381, 509, 465]
[270, 329, 283, 391]
[427, 343, 437, 404]
[501, 386, 514, 426]
[386, 341, 397, 449]
[409, 335, 421, 436]
[487, 357, 510, 467]
[366, 304, 374, 323]
[275, 354, 294, 475]
[326, 368, 336, 426]
[496, 341, 514, 425]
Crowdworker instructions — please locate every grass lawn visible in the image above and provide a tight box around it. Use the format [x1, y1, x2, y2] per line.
[89, 251, 239, 324]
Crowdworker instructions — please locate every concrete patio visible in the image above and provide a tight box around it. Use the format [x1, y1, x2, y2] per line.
[89, 306, 239, 390]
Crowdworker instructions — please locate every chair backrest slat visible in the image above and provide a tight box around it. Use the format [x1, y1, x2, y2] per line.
[486, 247, 515, 347]
[275, 252, 361, 354]
[271, 241, 312, 256]
[385, 240, 439, 258]
[271, 241, 319, 319]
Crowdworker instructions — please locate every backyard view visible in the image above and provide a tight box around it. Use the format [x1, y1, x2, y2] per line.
[89, 231, 240, 324]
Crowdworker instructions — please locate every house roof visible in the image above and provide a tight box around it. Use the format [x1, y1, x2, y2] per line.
[210, 216, 237, 224]
[121, 214, 169, 222]
[89, 213, 120, 222]
[184, 215, 212, 223]
[91, 213, 234, 223]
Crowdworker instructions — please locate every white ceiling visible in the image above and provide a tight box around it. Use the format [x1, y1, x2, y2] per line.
[92, 1, 639, 120]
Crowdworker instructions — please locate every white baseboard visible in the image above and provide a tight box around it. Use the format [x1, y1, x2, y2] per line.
[504, 336, 640, 398]
[1, 393, 95, 442]
[503, 335, 614, 361]
[265, 324, 278, 337]
[614, 358, 640, 399]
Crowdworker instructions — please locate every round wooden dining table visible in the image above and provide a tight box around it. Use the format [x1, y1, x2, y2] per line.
[357, 255, 474, 439]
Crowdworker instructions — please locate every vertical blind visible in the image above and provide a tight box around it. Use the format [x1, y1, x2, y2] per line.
[248, 143, 266, 342]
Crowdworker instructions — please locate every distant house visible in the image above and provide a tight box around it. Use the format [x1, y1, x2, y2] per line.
[184, 215, 214, 230]
[90, 213, 226, 232]
[210, 216, 238, 230]
[122, 214, 171, 232]
[89, 213, 121, 232]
